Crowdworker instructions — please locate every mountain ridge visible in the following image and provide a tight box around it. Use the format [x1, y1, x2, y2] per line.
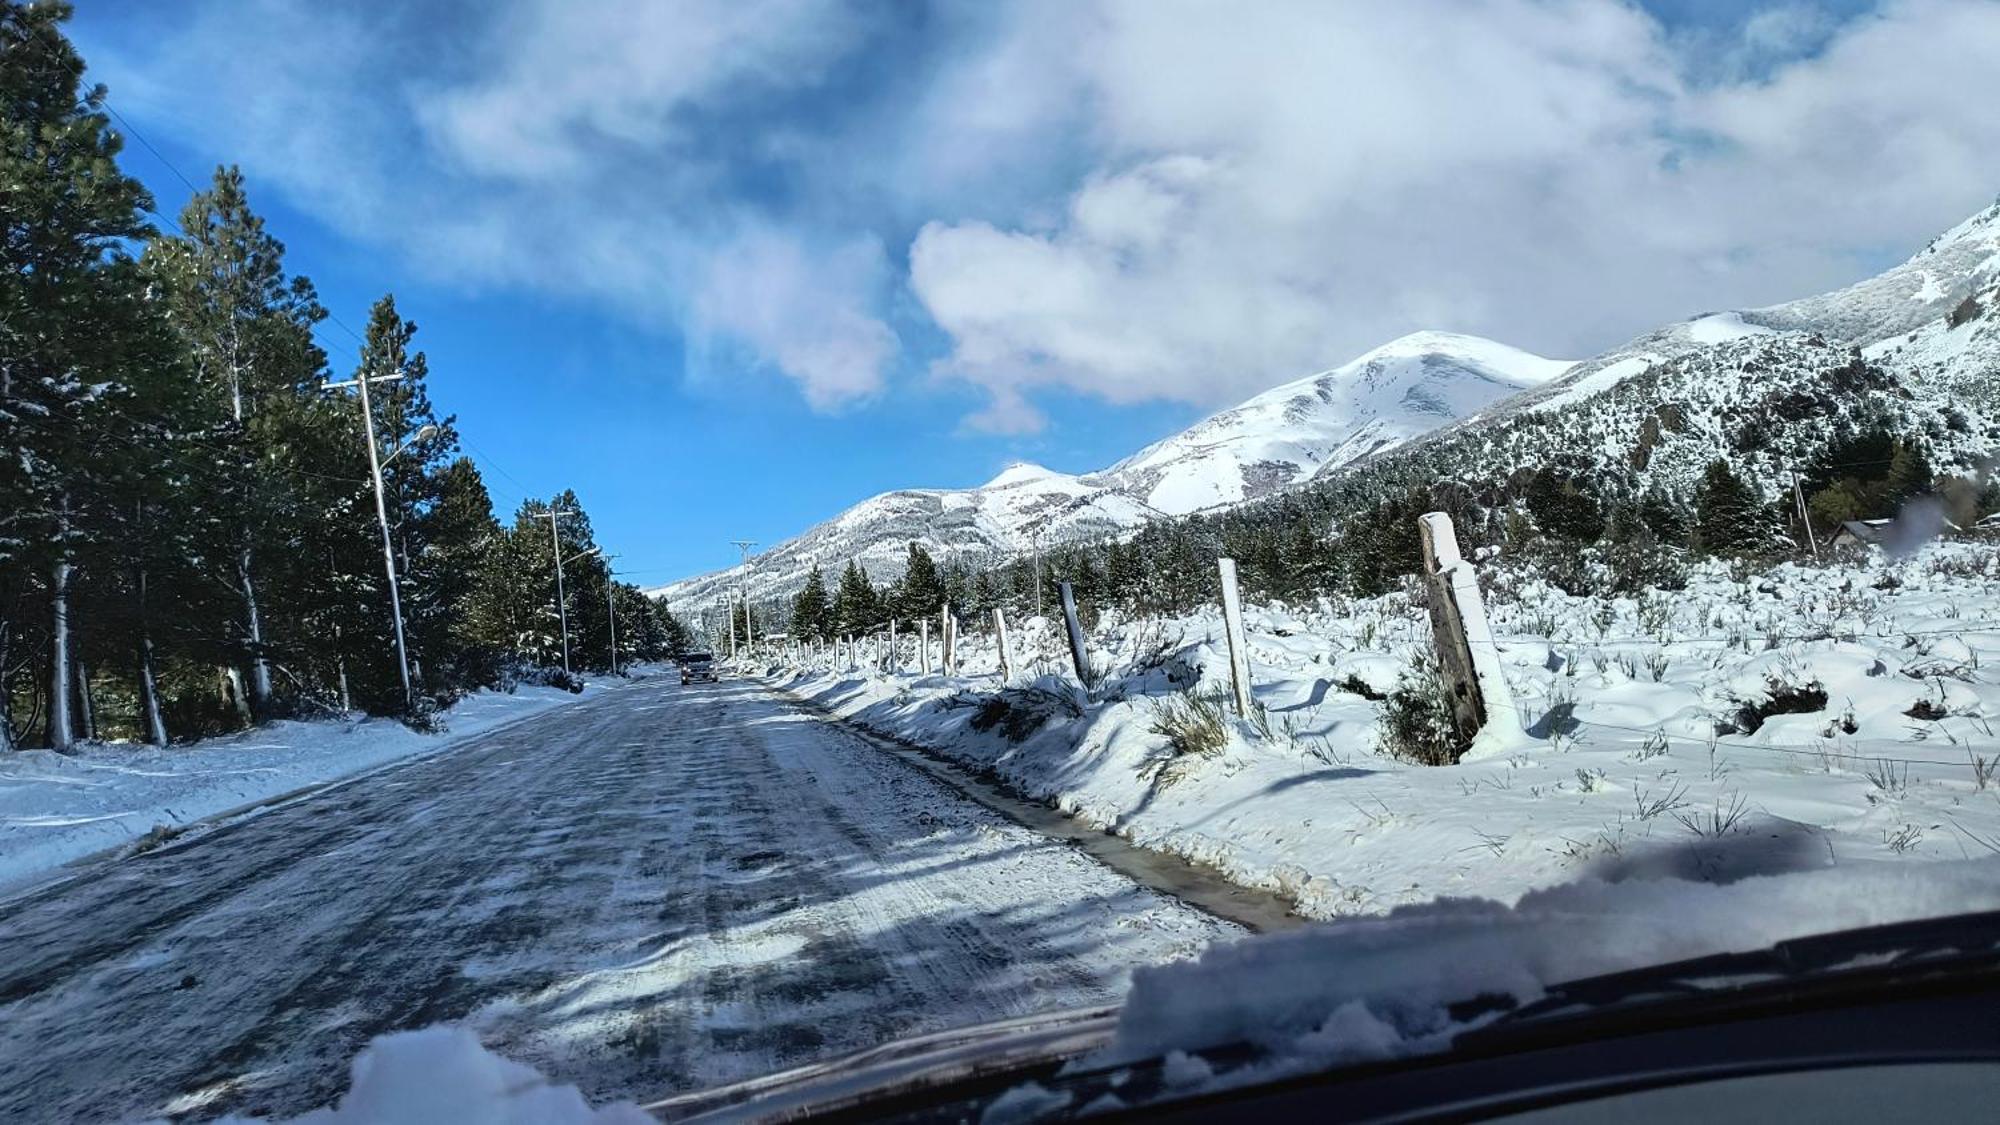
[654, 197, 2000, 620]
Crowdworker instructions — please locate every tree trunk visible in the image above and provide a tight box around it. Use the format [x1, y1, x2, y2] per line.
[138, 633, 168, 748]
[76, 657, 97, 742]
[135, 567, 168, 748]
[224, 665, 252, 726]
[240, 547, 272, 718]
[334, 624, 352, 712]
[0, 620, 15, 753]
[49, 504, 74, 752]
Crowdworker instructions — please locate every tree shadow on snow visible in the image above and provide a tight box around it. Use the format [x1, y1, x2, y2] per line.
[1587, 814, 1835, 886]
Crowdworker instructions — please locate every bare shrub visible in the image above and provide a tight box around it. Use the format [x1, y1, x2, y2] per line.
[1144, 693, 1229, 788]
[1673, 791, 1751, 837]
[969, 686, 1083, 743]
[1379, 654, 1467, 766]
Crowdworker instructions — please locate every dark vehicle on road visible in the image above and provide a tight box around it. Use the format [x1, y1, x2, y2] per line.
[680, 653, 718, 684]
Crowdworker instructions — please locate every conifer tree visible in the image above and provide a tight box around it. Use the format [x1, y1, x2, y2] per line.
[1692, 460, 1767, 558]
[832, 561, 880, 636]
[791, 564, 832, 643]
[147, 165, 333, 720]
[0, 1, 171, 749]
[892, 542, 944, 621]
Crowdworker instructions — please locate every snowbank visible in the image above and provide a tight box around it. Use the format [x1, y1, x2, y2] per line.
[0, 679, 618, 894]
[226, 1027, 649, 1124]
[774, 543, 2000, 921]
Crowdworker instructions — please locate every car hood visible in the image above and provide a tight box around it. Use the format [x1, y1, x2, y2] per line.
[642, 907, 2000, 1122]
[643, 1005, 1116, 1122]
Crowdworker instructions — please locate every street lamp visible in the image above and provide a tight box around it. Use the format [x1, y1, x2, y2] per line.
[321, 372, 437, 708]
[536, 507, 581, 674]
[385, 424, 439, 466]
[551, 542, 600, 675]
[730, 540, 757, 658]
[599, 554, 623, 676]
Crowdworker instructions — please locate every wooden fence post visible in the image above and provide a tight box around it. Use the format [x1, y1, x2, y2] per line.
[1216, 558, 1254, 716]
[993, 607, 1015, 682]
[941, 604, 956, 676]
[1417, 512, 1515, 746]
[1058, 581, 1090, 685]
[919, 618, 932, 675]
[887, 618, 898, 674]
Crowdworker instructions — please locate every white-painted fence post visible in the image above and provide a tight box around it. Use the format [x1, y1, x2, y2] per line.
[920, 618, 932, 675]
[993, 607, 1014, 682]
[1417, 512, 1516, 748]
[1216, 558, 1254, 716]
[1058, 581, 1090, 685]
[941, 604, 957, 676]
[887, 618, 898, 673]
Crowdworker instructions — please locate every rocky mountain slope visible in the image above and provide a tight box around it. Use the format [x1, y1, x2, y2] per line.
[657, 196, 2000, 620]
[653, 332, 1568, 613]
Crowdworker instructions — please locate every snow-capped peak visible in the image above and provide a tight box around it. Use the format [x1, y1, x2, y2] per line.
[1094, 331, 1571, 515]
[1342, 330, 1571, 381]
[983, 461, 1069, 489]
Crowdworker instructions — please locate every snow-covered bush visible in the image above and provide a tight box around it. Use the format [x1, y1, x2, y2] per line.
[1379, 654, 1466, 766]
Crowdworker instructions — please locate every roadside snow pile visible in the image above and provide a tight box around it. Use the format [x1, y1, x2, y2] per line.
[228, 1026, 649, 1124]
[777, 542, 2000, 919]
[1103, 858, 2000, 1071]
[0, 680, 612, 893]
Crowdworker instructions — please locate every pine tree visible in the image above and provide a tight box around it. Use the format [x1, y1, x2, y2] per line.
[1524, 467, 1605, 543]
[892, 542, 944, 621]
[791, 564, 832, 643]
[1692, 460, 1767, 558]
[1883, 439, 1934, 509]
[146, 165, 334, 720]
[0, 1, 169, 749]
[832, 561, 880, 637]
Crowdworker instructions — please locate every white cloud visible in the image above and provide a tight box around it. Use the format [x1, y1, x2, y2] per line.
[415, 0, 868, 183]
[689, 228, 897, 410]
[909, 0, 2000, 427]
[88, 0, 2000, 432]
[90, 0, 898, 413]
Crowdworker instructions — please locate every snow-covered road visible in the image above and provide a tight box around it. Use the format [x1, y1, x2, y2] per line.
[0, 677, 1235, 1121]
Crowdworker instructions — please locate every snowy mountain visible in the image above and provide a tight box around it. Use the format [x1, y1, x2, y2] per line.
[1494, 197, 2000, 423]
[652, 332, 1567, 614]
[657, 197, 2000, 621]
[1341, 200, 2000, 512]
[1094, 332, 1571, 513]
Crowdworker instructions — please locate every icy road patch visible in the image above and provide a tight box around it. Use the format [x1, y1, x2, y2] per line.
[0, 677, 1234, 1121]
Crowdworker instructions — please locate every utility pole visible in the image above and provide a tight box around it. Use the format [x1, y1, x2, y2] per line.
[731, 539, 757, 656]
[1032, 528, 1045, 619]
[1791, 469, 1822, 563]
[602, 555, 621, 676]
[323, 368, 424, 708]
[540, 507, 577, 674]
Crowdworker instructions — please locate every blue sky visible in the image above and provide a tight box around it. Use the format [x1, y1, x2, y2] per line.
[65, 0, 2000, 583]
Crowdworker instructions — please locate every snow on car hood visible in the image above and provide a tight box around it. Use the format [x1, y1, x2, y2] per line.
[252, 860, 2000, 1122]
[1099, 857, 2000, 1072]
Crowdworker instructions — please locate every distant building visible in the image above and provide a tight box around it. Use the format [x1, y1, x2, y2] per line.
[1831, 519, 1894, 548]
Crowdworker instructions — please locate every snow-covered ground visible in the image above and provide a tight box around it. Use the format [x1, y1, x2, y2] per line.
[771, 541, 2000, 921]
[0, 677, 619, 895]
